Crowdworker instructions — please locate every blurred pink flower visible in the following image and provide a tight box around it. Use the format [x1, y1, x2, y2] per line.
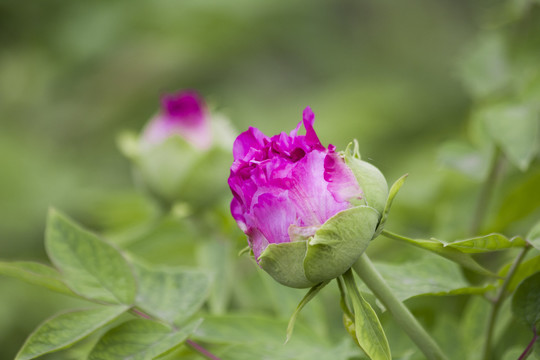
[143, 91, 212, 149]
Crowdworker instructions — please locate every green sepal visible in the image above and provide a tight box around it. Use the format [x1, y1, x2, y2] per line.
[374, 174, 408, 237]
[259, 206, 380, 288]
[304, 206, 380, 284]
[286, 280, 330, 343]
[344, 140, 389, 215]
[259, 241, 312, 289]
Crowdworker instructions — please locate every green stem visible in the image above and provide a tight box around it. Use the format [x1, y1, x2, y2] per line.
[470, 147, 502, 235]
[482, 246, 530, 360]
[380, 229, 416, 243]
[353, 254, 448, 360]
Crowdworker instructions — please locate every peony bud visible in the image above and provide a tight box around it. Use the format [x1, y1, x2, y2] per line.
[120, 91, 235, 208]
[228, 107, 388, 288]
[142, 91, 212, 149]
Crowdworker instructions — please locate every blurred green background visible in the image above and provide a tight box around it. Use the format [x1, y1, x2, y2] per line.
[1, 1, 540, 359]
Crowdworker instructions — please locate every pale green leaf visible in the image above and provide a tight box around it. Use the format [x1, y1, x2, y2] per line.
[363, 256, 493, 302]
[0, 261, 75, 297]
[16, 305, 128, 360]
[133, 260, 211, 326]
[196, 241, 234, 315]
[343, 270, 391, 360]
[512, 272, 540, 330]
[381, 231, 496, 277]
[192, 314, 328, 346]
[88, 318, 201, 360]
[45, 209, 137, 304]
[440, 233, 527, 253]
[458, 34, 510, 99]
[479, 101, 538, 171]
[437, 141, 490, 181]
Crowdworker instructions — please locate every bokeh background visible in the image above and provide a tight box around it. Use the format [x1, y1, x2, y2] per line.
[2, 1, 540, 359]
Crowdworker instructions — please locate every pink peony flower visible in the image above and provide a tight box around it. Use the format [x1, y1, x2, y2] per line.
[228, 107, 363, 261]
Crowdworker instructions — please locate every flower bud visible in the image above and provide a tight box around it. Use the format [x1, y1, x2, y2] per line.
[120, 91, 234, 208]
[228, 107, 388, 288]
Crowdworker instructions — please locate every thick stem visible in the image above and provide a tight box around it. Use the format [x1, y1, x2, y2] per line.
[353, 254, 448, 360]
[482, 246, 530, 360]
[470, 147, 503, 235]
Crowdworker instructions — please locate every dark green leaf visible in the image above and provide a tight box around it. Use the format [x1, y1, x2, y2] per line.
[88, 318, 201, 360]
[16, 305, 128, 360]
[133, 260, 211, 326]
[0, 261, 75, 296]
[512, 272, 540, 329]
[527, 220, 540, 251]
[490, 171, 540, 232]
[45, 209, 137, 304]
[500, 255, 540, 293]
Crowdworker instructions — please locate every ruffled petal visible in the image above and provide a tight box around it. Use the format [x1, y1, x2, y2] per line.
[233, 127, 269, 160]
[324, 146, 363, 203]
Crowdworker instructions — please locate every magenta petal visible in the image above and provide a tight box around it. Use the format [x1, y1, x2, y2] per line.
[302, 107, 323, 149]
[248, 193, 297, 245]
[324, 147, 363, 203]
[233, 127, 269, 160]
[281, 150, 350, 226]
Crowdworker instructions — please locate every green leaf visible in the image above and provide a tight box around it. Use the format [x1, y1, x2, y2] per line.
[375, 174, 407, 237]
[16, 305, 128, 360]
[0, 261, 76, 296]
[133, 260, 212, 326]
[286, 281, 330, 343]
[437, 141, 490, 181]
[500, 255, 540, 293]
[361, 255, 493, 302]
[343, 270, 391, 360]
[197, 241, 233, 315]
[381, 231, 496, 277]
[45, 209, 137, 304]
[193, 314, 327, 346]
[527, 220, 540, 251]
[479, 101, 539, 171]
[88, 318, 202, 360]
[512, 272, 540, 330]
[439, 233, 527, 253]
